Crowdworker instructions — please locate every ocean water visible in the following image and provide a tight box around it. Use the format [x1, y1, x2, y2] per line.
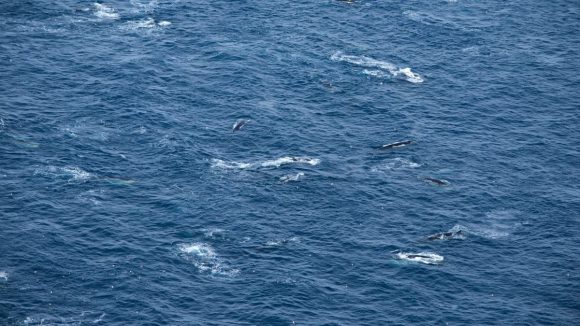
[1, 0, 579, 324]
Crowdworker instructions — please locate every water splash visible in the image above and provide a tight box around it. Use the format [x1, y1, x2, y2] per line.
[331, 51, 424, 83]
[178, 243, 239, 277]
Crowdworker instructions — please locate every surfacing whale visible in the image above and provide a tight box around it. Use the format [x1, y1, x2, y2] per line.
[423, 177, 449, 186]
[380, 140, 413, 150]
[232, 119, 250, 132]
[394, 252, 444, 265]
[427, 230, 464, 241]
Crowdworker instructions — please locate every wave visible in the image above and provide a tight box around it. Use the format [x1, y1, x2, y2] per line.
[394, 252, 444, 265]
[178, 243, 239, 277]
[211, 156, 320, 170]
[331, 51, 424, 83]
[93, 3, 120, 20]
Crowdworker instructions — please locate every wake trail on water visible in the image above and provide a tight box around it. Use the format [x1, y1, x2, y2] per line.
[331, 51, 424, 83]
[211, 157, 320, 170]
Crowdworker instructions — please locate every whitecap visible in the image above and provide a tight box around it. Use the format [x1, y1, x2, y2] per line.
[0, 271, 7, 281]
[178, 243, 239, 276]
[331, 51, 423, 83]
[93, 3, 120, 20]
[394, 252, 444, 265]
[280, 172, 305, 183]
[157, 21, 171, 27]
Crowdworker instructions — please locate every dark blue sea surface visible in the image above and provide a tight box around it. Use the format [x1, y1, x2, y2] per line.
[1, 0, 580, 325]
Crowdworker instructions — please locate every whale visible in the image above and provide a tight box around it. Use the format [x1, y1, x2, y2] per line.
[380, 140, 413, 150]
[394, 251, 444, 265]
[423, 177, 449, 186]
[232, 119, 250, 132]
[427, 230, 464, 241]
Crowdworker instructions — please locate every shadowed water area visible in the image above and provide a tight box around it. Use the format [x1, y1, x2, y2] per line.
[1, 0, 579, 325]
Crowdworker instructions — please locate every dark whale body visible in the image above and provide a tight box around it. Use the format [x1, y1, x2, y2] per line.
[427, 230, 464, 241]
[232, 119, 250, 132]
[380, 140, 413, 150]
[423, 177, 449, 186]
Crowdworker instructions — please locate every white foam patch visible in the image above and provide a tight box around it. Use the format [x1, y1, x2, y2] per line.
[210, 159, 253, 170]
[130, 0, 159, 13]
[395, 252, 444, 265]
[34, 166, 94, 182]
[371, 158, 421, 172]
[125, 17, 156, 29]
[178, 243, 239, 276]
[122, 18, 170, 30]
[265, 236, 299, 247]
[362, 69, 387, 78]
[261, 157, 320, 168]
[331, 51, 424, 83]
[93, 3, 120, 20]
[0, 271, 7, 281]
[61, 167, 92, 180]
[450, 216, 520, 240]
[202, 228, 225, 238]
[280, 172, 305, 183]
[211, 157, 320, 170]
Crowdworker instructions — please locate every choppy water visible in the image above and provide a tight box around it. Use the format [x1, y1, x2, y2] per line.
[1, 0, 580, 325]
